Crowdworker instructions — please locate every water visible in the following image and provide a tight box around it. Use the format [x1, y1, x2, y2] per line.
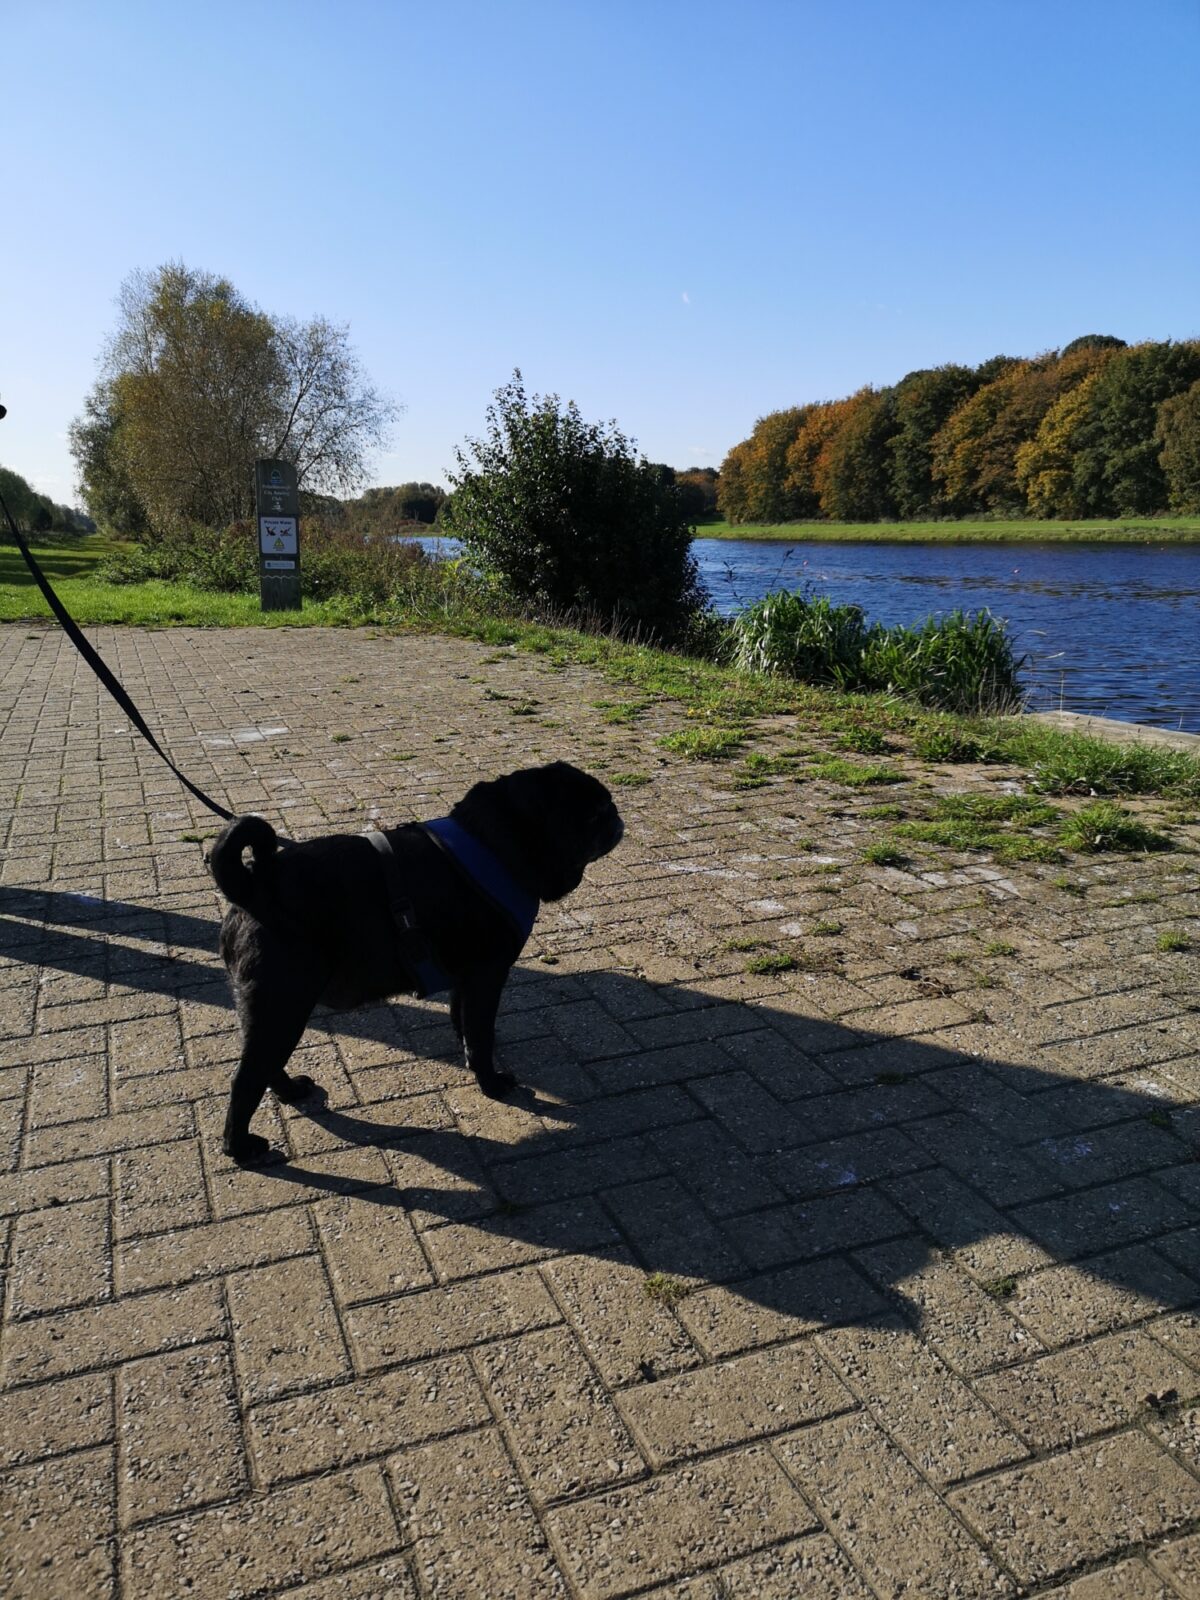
[414, 535, 1200, 733]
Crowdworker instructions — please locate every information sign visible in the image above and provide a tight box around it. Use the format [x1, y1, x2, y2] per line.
[254, 461, 301, 610]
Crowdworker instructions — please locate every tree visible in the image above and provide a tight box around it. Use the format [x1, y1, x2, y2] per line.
[887, 365, 979, 518]
[784, 399, 854, 517]
[674, 467, 720, 520]
[718, 408, 810, 522]
[1065, 341, 1200, 515]
[818, 387, 899, 520]
[0, 464, 91, 534]
[444, 372, 703, 637]
[71, 263, 395, 536]
[1156, 380, 1200, 513]
[1015, 370, 1104, 517]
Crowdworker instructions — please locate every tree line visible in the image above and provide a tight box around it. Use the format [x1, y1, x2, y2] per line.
[718, 335, 1200, 522]
[0, 465, 93, 534]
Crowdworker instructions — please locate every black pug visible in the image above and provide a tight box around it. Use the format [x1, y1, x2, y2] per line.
[210, 761, 623, 1164]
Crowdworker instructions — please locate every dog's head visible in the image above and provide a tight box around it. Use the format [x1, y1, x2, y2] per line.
[453, 761, 623, 902]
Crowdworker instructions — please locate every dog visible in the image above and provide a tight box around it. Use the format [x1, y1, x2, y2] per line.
[209, 761, 623, 1164]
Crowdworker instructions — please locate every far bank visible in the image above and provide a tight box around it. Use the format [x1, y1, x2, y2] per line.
[700, 517, 1200, 543]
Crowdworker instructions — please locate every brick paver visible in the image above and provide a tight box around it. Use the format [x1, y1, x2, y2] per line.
[0, 623, 1198, 1596]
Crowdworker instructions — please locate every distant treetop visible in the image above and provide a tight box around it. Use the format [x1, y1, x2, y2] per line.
[718, 336, 1200, 521]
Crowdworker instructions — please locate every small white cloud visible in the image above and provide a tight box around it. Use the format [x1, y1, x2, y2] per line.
[681, 291, 690, 305]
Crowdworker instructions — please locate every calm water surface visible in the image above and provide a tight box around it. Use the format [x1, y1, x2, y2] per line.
[417, 536, 1200, 733]
[694, 539, 1200, 733]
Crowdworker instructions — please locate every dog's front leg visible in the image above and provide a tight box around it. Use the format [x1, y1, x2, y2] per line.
[454, 964, 516, 1098]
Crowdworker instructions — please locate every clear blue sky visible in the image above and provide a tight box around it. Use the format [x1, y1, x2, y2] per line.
[3, 0, 1198, 505]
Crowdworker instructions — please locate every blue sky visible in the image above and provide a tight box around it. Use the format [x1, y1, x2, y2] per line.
[3, 0, 1198, 504]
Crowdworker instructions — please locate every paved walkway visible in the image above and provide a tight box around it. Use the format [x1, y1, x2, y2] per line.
[1, 624, 1198, 1600]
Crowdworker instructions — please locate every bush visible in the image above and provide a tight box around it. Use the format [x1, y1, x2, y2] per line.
[859, 609, 1024, 714]
[94, 518, 431, 606]
[444, 373, 704, 640]
[731, 592, 870, 686]
[731, 590, 1023, 713]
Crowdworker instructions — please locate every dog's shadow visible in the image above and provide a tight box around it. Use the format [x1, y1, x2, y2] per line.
[259, 967, 1199, 1333]
[8, 885, 1199, 1331]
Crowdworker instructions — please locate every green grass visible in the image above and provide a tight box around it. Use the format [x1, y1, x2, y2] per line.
[659, 725, 745, 761]
[643, 1273, 690, 1306]
[862, 842, 908, 867]
[700, 518, 1200, 544]
[9, 533, 1200, 814]
[1155, 930, 1191, 953]
[891, 792, 1063, 863]
[1057, 801, 1175, 854]
[807, 757, 904, 787]
[745, 952, 799, 974]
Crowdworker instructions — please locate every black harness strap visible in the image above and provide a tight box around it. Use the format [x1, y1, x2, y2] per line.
[0, 497, 234, 822]
[364, 829, 449, 996]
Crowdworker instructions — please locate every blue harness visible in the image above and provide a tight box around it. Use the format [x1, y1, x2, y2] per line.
[365, 816, 538, 997]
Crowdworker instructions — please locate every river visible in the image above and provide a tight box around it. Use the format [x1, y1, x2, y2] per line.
[415, 535, 1200, 733]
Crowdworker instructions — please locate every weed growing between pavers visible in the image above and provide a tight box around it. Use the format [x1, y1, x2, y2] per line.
[805, 758, 905, 787]
[659, 725, 746, 761]
[1058, 801, 1175, 854]
[643, 1273, 690, 1306]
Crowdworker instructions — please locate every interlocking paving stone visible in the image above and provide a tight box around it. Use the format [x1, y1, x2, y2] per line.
[817, 1314, 1028, 1482]
[6, 1195, 110, 1318]
[951, 1431, 1200, 1585]
[615, 1338, 854, 1466]
[778, 1412, 1012, 1598]
[389, 1427, 569, 1598]
[541, 1247, 702, 1387]
[1, 1278, 224, 1385]
[975, 1328, 1200, 1449]
[1037, 1558, 1175, 1598]
[122, 1464, 399, 1599]
[345, 1267, 562, 1372]
[476, 1325, 643, 1501]
[0, 1371, 113, 1467]
[115, 1206, 315, 1292]
[226, 1253, 349, 1403]
[117, 1343, 246, 1525]
[0, 1444, 115, 1599]
[544, 1444, 817, 1599]
[636, 1533, 876, 1599]
[853, 1235, 1042, 1373]
[1149, 1532, 1200, 1594]
[272, 1559, 421, 1599]
[247, 1355, 488, 1483]
[314, 1190, 434, 1303]
[2, 625, 1199, 1597]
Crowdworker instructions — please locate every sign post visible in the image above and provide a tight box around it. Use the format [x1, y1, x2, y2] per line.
[254, 459, 302, 611]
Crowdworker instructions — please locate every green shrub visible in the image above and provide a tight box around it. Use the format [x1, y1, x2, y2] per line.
[859, 609, 1024, 713]
[731, 591, 870, 686]
[445, 372, 704, 640]
[731, 590, 1023, 714]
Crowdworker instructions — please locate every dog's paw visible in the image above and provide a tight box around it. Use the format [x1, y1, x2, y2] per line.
[476, 1068, 519, 1100]
[224, 1132, 285, 1166]
[273, 1073, 318, 1104]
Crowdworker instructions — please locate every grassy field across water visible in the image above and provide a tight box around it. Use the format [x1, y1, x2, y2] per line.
[699, 517, 1200, 543]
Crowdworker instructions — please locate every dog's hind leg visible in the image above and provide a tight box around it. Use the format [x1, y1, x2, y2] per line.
[223, 952, 323, 1164]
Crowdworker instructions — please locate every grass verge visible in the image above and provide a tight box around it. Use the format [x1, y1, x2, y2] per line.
[5, 534, 1200, 805]
[699, 518, 1200, 544]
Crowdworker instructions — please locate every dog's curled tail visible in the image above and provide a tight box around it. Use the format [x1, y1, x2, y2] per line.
[209, 815, 278, 913]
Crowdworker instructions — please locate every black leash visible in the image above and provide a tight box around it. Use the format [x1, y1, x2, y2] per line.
[0, 486, 235, 822]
